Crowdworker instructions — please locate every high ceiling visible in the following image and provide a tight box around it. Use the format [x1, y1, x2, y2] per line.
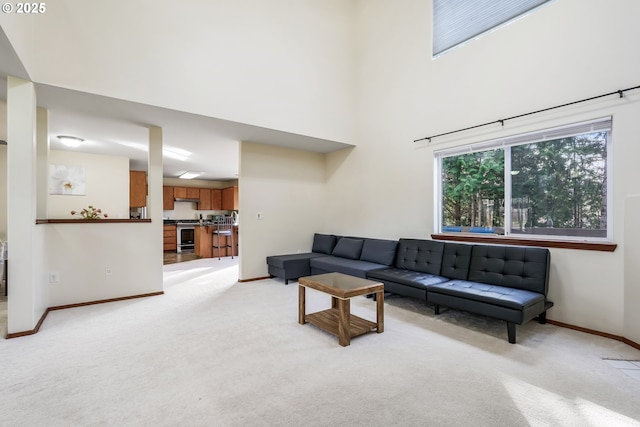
[0, 4, 353, 181]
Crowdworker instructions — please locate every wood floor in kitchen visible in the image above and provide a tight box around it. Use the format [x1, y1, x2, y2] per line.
[163, 251, 200, 265]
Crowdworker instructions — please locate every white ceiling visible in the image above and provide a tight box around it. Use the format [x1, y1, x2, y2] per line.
[0, 16, 352, 181]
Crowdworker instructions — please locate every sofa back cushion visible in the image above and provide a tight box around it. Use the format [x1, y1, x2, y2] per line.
[360, 238, 398, 266]
[441, 242, 473, 280]
[312, 233, 337, 255]
[468, 245, 550, 295]
[394, 239, 444, 274]
[331, 237, 364, 260]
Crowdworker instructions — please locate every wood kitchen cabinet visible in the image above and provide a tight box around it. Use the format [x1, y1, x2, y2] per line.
[174, 186, 200, 200]
[186, 187, 200, 199]
[222, 186, 238, 210]
[163, 225, 177, 251]
[198, 188, 212, 210]
[129, 171, 147, 208]
[195, 225, 238, 258]
[211, 188, 222, 210]
[173, 187, 187, 199]
[164, 185, 230, 211]
[212, 226, 239, 258]
[163, 186, 175, 210]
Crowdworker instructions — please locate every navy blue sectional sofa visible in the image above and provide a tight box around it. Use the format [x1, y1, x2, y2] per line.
[266, 234, 553, 343]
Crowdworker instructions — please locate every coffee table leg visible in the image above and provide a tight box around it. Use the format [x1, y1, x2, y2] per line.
[337, 298, 350, 346]
[376, 290, 384, 333]
[298, 285, 306, 324]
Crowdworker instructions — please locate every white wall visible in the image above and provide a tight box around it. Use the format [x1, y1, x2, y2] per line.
[46, 129, 164, 308]
[0, 101, 7, 241]
[320, 0, 640, 338]
[0, 0, 356, 144]
[45, 222, 161, 306]
[48, 150, 129, 219]
[0, 145, 6, 241]
[239, 141, 328, 280]
[6, 77, 47, 334]
[624, 195, 640, 344]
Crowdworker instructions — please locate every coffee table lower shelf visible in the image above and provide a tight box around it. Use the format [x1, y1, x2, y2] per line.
[305, 308, 378, 339]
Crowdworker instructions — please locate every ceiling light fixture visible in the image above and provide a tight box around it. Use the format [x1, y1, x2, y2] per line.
[57, 135, 84, 148]
[178, 171, 202, 180]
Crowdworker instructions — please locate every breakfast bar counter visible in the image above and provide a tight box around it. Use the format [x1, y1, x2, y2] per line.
[194, 224, 238, 258]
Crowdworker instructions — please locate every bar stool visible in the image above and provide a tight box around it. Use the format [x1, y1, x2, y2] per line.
[212, 217, 234, 260]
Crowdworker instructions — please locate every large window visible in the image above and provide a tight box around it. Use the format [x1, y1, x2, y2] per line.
[435, 118, 612, 241]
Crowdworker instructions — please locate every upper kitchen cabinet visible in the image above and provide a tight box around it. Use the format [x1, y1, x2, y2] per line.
[198, 188, 212, 210]
[163, 186, 175, 210]
[211, 188, 222, 210]
[174, 186, 200, 200]
[197, 188, 223, 210]
[129, 170, 147, 208]
[172, 187, 187, 199]
[187, 187, 200, 199]
[222, 186, 238, 210]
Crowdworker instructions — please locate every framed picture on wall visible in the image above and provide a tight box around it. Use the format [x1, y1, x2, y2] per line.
[49, 165, 86, 195]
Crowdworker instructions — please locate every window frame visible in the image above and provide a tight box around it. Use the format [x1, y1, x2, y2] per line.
[433, 117, 613, 246]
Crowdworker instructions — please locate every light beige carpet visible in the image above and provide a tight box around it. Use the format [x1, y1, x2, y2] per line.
[1, 258, 640, 426]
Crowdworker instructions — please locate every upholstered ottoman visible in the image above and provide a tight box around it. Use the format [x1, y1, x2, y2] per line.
[266, 253, 328, 284]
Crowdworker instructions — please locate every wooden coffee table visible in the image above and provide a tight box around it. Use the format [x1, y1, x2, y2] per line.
[298, 272, 384, 346]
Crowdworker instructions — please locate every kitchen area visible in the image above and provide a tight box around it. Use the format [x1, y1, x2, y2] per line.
[163, 184, 238, 259]
[130, 171, 239, 262]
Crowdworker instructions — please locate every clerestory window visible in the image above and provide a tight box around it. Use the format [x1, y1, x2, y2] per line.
[433, 0, 552, 57]
[434, 117, 612, 241]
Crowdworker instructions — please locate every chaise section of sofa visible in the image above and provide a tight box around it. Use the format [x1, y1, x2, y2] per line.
[266, 233, 338, 284]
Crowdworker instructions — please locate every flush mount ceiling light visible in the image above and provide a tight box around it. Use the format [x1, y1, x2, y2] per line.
[57, 135, 84, 148]
[178, 171, 202, 180]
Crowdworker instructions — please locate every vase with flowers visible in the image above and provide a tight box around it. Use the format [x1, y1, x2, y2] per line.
[71, 205, 108, 219]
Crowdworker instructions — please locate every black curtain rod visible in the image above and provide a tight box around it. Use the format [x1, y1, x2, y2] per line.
[414, 84, 640, 143]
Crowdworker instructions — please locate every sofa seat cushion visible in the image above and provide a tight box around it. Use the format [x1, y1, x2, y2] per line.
[367, 268, 449, 290]
[266, 253, 328, 268]
[310, 256, 386, 278]
[428, 280, 544, 310]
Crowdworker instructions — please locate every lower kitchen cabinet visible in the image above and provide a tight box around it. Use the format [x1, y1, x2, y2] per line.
[211, 227, 238, 258]
[199, 226, 238, 258]
[163, 225, 177, 251]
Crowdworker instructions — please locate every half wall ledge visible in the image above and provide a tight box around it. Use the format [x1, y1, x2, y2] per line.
[431, 233, 617, 252]
[36, 219, 153, 224]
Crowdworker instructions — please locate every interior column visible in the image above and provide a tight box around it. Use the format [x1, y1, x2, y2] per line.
[6, 76, 43, 334]
[148, 126, 164, 285]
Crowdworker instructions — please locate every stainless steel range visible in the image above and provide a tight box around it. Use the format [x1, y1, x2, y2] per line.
[176, 220, 198, 253]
